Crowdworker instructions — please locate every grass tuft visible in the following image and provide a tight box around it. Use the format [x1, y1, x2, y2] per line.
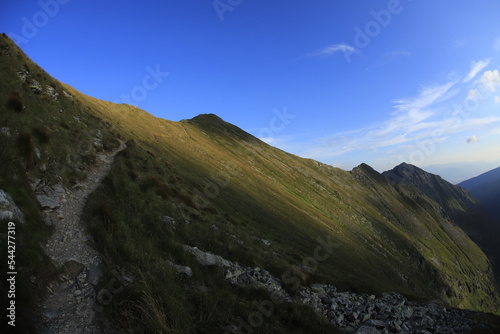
[32, 126, 50, 144]
[6, 92, 24, 112]
[93, 202, 117, 233]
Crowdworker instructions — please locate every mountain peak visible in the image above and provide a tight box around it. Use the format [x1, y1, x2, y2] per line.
[181, 113, 257, 142]
[188, 113, 225, 124]
[383, 163, 431, 183]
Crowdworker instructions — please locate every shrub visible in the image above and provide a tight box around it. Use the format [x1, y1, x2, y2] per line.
[32, 126, 50, 144]
[93, 202, 117, 233]
[140, 175, 164, 192]
[6, 93, 24, 112]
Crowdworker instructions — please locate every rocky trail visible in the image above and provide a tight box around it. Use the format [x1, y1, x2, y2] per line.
[34, 141, 126, 334]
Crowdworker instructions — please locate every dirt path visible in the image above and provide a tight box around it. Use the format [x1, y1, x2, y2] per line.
[36, 141, 126, 334]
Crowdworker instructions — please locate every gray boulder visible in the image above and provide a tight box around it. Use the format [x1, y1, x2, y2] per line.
[182, 245, 231, 267]
[165, 260, 193, 277]
[86, 264, 103, 286]
[35, 184, 65, 209]
[0, 189, 25, 223]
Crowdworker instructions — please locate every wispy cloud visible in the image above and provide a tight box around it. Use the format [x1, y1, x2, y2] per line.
[467, 135, 478, 143]
[299, 70, 500, 162]
[467, 89, 477, 100]
[313, 43, 359, 57]
[462, 59, 490, 83]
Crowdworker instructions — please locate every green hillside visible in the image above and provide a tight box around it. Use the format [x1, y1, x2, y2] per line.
[1, 34, 499, 333]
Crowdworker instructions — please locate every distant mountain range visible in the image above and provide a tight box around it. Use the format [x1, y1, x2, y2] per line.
[459, 167, 500, 224]
[423, 161, 500, 185]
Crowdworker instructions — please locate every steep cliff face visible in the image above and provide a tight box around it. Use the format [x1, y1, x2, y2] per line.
[1, 34, 499, 333]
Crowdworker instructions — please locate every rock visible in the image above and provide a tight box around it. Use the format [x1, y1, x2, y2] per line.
[63, 90, 73, 99]
[260, 238, 271, 246]
[86, 264, 103, 286]
[35, 147, 41, 161]
[36, 194, 59, 209]
[396, 305, 414, 319]
[0, 189, 26, 223]
[46, 85, 59, 100]
[354, 326, 384, 334]
[162, 216, 176, 226]
[35, 184, 65, 209]
[0, 127, 11, 136]
[62, 260, 85, 281]
[347, 312, 359, 321]
[165, 260, 193, 277]
[332, 313, 344, 325]
[363, 319, 387, 329]
[93, 139, 104, 151]
[182, 245, 231, 267]
[29, 79, 43, 94]
[225, 266, 244, 280]
[310, 284, 327, 292]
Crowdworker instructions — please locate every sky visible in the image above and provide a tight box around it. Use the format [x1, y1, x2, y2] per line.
[1, 0, 500, 182]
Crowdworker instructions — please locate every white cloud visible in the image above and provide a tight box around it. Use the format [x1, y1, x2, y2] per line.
[467, 89, 477, 100]
[467, 135, 478, 143]
[476, 69, 500, 93]
[462, 59, 490, 83]
[495, 96, 500, 104]
[314, 43, 359, 57]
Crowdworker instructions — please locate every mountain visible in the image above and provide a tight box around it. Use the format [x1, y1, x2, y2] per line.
[383, 163, 500, 282]
[459, 167, 500, 223]
[1, 34, 500, 333]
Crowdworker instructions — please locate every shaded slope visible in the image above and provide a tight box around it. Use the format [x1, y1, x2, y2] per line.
[384, 163, 500, 282]
[459, 167, 500, 224]
[459, 166, 500, 190]
[65, 79, 500, 312]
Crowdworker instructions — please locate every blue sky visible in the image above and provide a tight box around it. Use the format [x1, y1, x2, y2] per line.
[2, 0, 500, 182]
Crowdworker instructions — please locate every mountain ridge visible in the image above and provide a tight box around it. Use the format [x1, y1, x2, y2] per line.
[383, 163, 500, 283]
[459, 166, 500, 226]
[458, 166, 500, 190]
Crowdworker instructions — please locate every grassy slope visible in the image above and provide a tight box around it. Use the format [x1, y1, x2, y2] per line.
[64, 79, 500, 309]
[1, 34, 499, 332]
